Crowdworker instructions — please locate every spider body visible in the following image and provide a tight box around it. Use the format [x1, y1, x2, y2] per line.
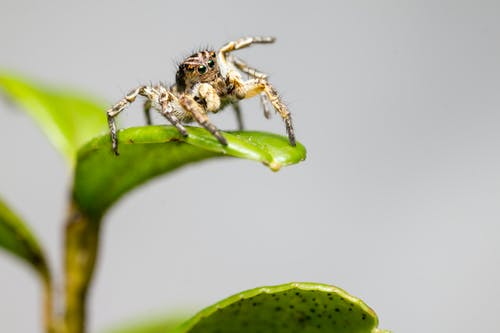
[107, 36, 295, 155]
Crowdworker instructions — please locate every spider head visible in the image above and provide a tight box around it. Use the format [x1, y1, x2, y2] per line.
[176, 50, 219, 91]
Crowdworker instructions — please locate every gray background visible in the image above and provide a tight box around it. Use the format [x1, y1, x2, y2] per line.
[1, 1, 499, 332]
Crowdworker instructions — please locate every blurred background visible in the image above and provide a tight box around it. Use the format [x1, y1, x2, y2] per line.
[1, 1, 499, 332]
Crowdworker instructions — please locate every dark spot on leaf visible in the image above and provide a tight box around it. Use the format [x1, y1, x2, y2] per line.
[167, 137, 182, 143]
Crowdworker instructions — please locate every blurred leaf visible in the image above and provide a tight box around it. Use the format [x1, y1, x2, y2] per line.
[0, 71, 108, 163]
[0, 196, 49, 280]
[73, 125, 306, 219]
[102, 314, 188, 333]
[174, 282, 390, 333]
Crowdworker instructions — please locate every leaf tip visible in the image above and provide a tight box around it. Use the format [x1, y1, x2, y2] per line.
[268, 161, 282, 172]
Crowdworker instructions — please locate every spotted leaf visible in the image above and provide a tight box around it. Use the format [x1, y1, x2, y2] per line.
[174, 282, 390, 333]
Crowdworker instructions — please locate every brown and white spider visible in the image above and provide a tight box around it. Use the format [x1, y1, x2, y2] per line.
[107, 36, 296, 155]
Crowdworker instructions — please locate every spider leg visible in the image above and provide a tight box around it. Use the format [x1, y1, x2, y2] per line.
[157, 87, 188, 137]
[227, 54, 272, 119]
[217, 36, 275, 79]
[178, 94, 227, 145]
[143, 100, 153, 125]
[243, 78, 296, 146]
[259, 93, 272, 119]
[232, 103, 244, 130]
[107, 85, 158, 155]
[228, 54, 268, 79]
[219, 36, 275, 56]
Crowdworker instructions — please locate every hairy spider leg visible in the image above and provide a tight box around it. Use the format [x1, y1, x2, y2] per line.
[217, 36, 275, 79]
[217, 36, 295, 145]
[228, 54, 268, 79]
[219, 36, 275, 56]
[178, 95, 228, 145]
[228, 55, 272, 119]
[243, 78, 296, 146]
[231, 103, 244, 130]
[107, 85, 189, 155]
[259, 93, 272, 119]
[157, 86, 188, 136]
[143, 100, 153, 125]
[107, 85, 158, 155]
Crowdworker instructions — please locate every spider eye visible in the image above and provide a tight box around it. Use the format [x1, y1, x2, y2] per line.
[198, 65, 207, 74]
[208, 59, 215, 68]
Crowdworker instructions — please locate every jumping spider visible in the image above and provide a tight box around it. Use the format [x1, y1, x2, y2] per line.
[107, 36, 296, 155]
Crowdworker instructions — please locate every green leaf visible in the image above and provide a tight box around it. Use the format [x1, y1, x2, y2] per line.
[0, 196, 49, 281]
[174, 282, 390, 333]
[0, 71, 108, 163]
[72, 125, 306, 219]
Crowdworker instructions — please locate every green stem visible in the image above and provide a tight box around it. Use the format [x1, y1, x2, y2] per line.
[63, 203, 101, 333]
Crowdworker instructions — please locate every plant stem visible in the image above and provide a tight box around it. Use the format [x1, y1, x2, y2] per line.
[31, 242, 57, 333]
[42, 276, 56, 333]
[63, 203, 101, 333]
